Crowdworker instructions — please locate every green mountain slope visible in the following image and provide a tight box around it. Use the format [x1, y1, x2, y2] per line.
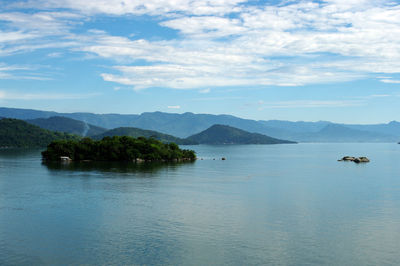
[92, 127, 197, 145]
[0, 118, 79, 148]
[26, 116, 107, 137]
[186, 124, 296, 144]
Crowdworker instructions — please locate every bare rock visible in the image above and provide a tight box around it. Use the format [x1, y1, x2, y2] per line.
[354, 157, 370, 163]
[338, 156, 356, 161]
[339, 156, 370, 163]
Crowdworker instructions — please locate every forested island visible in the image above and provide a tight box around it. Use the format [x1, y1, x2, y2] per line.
[42, 136, 196, 162]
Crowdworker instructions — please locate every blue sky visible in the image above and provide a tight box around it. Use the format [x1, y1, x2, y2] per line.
[0, 0, 399, 123]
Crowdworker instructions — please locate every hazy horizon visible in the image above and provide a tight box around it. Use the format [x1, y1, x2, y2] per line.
[2, 105, 400, 125]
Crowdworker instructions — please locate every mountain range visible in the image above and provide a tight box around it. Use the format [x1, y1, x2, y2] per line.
[0, 117, 293, 147]
[1, 107, 399, 142]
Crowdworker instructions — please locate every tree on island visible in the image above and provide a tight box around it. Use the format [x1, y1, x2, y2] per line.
[42, 136, 196, 162]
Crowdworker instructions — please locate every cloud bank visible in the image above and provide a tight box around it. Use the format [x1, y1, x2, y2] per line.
[1, 0, 399, 90]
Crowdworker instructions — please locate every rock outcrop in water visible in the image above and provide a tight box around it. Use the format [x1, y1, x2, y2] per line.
[353, 157, 370, 163]
[339, 156, 356, 161]
[338, 156, 370, 163]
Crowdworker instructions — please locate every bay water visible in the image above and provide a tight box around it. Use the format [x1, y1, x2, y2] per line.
[1, 143, 400, 265]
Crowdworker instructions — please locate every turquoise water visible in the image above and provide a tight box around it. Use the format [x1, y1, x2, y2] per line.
[1, 143, 400, 265]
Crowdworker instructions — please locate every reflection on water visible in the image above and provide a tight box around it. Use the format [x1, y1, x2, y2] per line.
[1, 144, 400, 265]
[43, 160, 194, 175]
[0, 147, 43, 158]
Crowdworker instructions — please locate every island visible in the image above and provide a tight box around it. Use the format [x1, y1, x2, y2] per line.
[42, 136, 196, 162]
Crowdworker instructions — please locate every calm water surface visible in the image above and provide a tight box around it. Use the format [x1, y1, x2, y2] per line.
[1, 143, 400, 265]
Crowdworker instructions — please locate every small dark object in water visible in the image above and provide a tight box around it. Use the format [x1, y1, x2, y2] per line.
[338, 156, 355, 161]
[354, 157, 370, 163]
[221, 157, 226, 160]
[338, 156, 370, 163]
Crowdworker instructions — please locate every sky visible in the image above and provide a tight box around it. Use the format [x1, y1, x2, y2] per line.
[0, 0, 399, 123]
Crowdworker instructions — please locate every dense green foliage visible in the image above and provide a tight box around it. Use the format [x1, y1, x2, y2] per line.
[187, 124, 297, 144]
[93, 127, 197, 145]
[42, 136, 196, 162]
[27, 116, 107, 137]
[0, 118, 79, 148]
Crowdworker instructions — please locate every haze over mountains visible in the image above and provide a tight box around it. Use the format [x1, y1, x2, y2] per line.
[92, 127, 196, 145]
[14, 116, 195, 145]
[27, 116, 107, 137]
[1, 107, 399, 142]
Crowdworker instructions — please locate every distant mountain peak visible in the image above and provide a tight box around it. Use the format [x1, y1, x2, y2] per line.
[187, 124, 296, 144]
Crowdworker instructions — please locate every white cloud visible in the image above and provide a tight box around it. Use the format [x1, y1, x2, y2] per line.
[0, 63, 54, 80]
[0, 10, 83, 56]
[257, 93, 394, 109]
[17, 0, 246, 16]
[199, 88, 211, 94]
[0, 30, 37, 43]
[84, 0, 400, 89]
[167, 105, 181, 109]
[0, 90, 100, 100]
[380, 79, 400, 84]
[192, 96, 243, 101]
[367, 94, 391, 98]
[258, 100, 364, 109]
[100, 62, 364, 90]
[0, 11, 82, 34]
[1, 0, 400, 90]
[47, 52, 62, 57]
[0, 63, 28, 78]
[161, 16, 246, 38]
